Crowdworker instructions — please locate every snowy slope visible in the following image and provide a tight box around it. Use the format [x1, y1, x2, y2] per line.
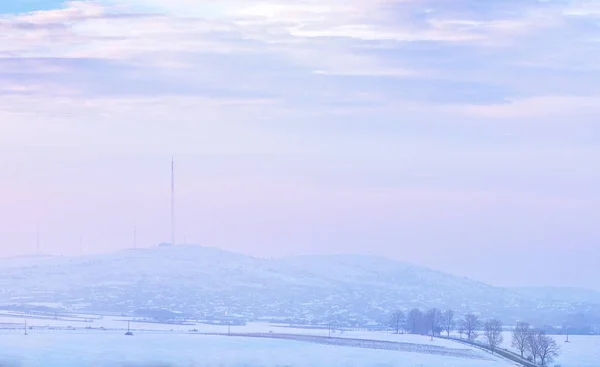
[0, 246, 594, 323]
[510, 286, 600, 304]
[280, 254, 523, 310]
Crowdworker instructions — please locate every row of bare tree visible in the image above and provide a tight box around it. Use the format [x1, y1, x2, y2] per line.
[388, 308, 475, 339]
[389, 308, 456, 337]
[511, 322, 560, 366]
[388, 309, 560, 366]
[389, 308, 452, 338]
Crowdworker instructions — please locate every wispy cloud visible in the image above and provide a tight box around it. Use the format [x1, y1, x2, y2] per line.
[2, 0, 599, 179]
[2, 1, 598, 105]
[2, 0, 599, 156]
[0, 1, 599, 287]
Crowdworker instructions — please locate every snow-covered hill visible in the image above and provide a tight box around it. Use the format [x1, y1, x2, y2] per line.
[510, 286, 600, 305]
[0, 246, 594, 324]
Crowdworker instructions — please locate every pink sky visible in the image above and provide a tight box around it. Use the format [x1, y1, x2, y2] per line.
[1, 1, 599, 290]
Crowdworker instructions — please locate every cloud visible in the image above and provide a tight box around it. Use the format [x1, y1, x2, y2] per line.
[0, 0, 598, 187]
[1, 1, 600, 289]
[450, 95, 600, 120]
[2, 0, 599, 153]
[1, 0, 598, 105]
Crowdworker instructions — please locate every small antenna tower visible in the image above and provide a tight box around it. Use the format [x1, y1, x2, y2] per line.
[36, 224, 40, 255]
[171, 157, 175, 246]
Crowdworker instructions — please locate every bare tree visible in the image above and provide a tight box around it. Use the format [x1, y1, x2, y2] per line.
[536, 331, 560, 366]
[527, 329, 542, 364]
[406, 308, 424, 335]
[458, 324, 465, 339]
[460, 313, 480, 341]
[388, 310, 405, 334]
[483, 318, 504, 354]
[441, 309, 455, 337]
[511, 322, 532, 358]
[426, 308, 442, 340]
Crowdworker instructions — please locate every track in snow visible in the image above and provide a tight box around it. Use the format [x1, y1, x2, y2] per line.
[202, 332, 495, 361]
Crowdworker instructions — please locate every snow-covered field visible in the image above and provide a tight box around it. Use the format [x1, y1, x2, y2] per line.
[0, 312, 597, 366]
[550, 335, 600, 367]
[0, 313, 517, 367]
[0, 333, 512, 367]
[498, 331, 599, 367]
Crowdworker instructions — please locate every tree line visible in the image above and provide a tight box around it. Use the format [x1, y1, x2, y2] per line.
[388, 309, 560, 366]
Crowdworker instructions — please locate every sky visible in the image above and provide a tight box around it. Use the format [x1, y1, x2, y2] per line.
[0, 0, 599, 290]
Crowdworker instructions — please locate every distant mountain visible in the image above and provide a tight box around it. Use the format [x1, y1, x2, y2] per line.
[0, 246, 597, 326]
[510, 286, 600, 305]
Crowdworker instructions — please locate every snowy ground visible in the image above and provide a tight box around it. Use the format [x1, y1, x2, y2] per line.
[0, 312, 518, 367]
[2, 311, 597, 367]
[499, 331, 599, 367]
[0, 333, 514, 367]
[546, 335, 599, 367]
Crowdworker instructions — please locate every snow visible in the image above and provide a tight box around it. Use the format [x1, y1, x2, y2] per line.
[0, 312, 516, 367]
[0, 247, 597, 366]
[509, 286, 600, 304]
[1, 310, 597, 366]
[0, 246, 556, 322]
[551, 335, 600, 367]
[494, 331, 600, 367]
[0, 333, 513, 367]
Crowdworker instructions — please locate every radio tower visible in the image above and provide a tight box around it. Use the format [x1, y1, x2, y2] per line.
[171, 157, 175, 246]
[36, 224, 40, 255]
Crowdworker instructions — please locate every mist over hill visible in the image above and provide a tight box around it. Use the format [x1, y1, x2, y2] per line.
[0, 245, 597, 326]
[509, 286, 600, 305]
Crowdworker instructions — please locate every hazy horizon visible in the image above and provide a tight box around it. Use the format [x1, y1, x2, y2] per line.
[2, 239, 599, 292]
[1, 1, 599, 291]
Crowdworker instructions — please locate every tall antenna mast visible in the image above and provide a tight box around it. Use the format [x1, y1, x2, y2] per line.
[36, 224, 40, 255]
[171, 157, 175, 246]
[133, 226, 137, 249]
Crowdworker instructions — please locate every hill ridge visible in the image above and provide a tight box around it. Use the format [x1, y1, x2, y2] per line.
[0, 245, 597, 325]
